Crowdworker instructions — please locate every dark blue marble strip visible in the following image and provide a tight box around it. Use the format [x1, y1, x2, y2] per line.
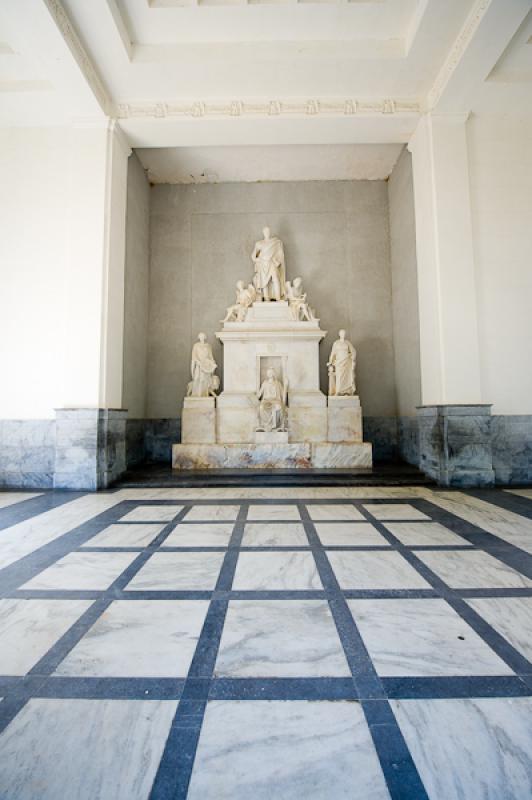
[0, 491, 86, 532]
[466, 488, 532, 520]
[382, 675, 532, 699]
[297, 502, 429, 800]
[35, 676, 186, 700]
[209, 677, 357, 700]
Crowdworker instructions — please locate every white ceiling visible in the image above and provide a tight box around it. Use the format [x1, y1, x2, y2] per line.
[137, 143, 404, 183]
[0, 0, 531, 156]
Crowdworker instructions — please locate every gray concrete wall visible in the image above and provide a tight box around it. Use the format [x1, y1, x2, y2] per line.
[147, 181, 397, 419]
[388, 148, 421, 417]
[123, 153, 150, 419]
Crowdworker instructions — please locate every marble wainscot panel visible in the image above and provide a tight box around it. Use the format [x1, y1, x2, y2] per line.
[327, 395, 362, 443]
[491, 414, 532, 484]
[54, 409, 127, 491]
[0, 419, 56, 488]
[417, 405, 494, 487]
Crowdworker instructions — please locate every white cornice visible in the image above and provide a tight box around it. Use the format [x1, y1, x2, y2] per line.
[116, 98, 420, 120]
[42, 0, 112, 115]
[427, 0, 492, 111]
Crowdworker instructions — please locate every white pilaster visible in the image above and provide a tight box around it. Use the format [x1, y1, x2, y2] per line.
[408, 113, 482, 405]
[63, 120, 131, 409]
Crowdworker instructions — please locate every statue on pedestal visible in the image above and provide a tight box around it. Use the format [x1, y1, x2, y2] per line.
[251, 227, 286, 302]
[223, 281, 256, 322]
[286, 277, 316, 322]
[327, 330, 356, 396]
[187, 333, 219, 397]
[256, 368, 288, 431]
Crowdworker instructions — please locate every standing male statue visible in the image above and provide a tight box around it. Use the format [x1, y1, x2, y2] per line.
[188, 333, 219, 397]
[251, 227, 286, 302]
[327, 330, 356, 396]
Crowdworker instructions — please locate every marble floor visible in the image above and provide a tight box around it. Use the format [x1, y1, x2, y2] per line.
[0, 487, 531, 799]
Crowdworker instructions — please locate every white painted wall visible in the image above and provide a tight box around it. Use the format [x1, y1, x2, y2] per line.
[467, 113, 532, 415]
[0, 124, 130, 420]
[123, 153, 150, 417]
[388, 147, 421, 416]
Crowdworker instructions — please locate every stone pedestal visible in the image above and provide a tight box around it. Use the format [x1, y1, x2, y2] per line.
[182, 397, 216, 444]
[327, 395, 363, 443]
[255, 431, 289, 444]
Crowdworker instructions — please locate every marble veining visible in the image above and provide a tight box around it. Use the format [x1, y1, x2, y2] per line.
[0, 598, 91, 675]
[0, 698, 177, 800]
[188, 700, 390, 800]
[232, 551, 322, 590]
[21, 551, 138, 591]
[362, 503, 431, 521]
[348, 599, 512, 677]
[125, 551, 225, 591]
[81, 523, 165, 549]
[467, 597, 532, 662]
[327, 551, 430, 590]
[415, 550, 532, 589]
[247, 504, 301, 521]
[185, 505, 241, 521]
[56, 600, 209, 677]
[382, 522, 468, 546]
[120, 504, 183, 523]
[241, 523, 308, 547]
[215, 600, 349, 677]
[391, 697, 532, 800]
[162, 522, 234, 547]
[314, 522, 388, 546]
[306, 503, 365, 521]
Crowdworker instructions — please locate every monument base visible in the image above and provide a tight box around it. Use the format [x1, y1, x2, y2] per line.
[172, 442, 372, 470]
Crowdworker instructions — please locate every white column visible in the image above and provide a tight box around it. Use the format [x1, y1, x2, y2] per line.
[408, 113, 482, 406]
[62, 120, 131, 409]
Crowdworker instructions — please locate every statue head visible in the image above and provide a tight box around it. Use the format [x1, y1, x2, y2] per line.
[293, 277, 302, 289]
[198, 332, 206, 343]
[339, 329, 346, 341]
[236, 280, 244, 290]
[266, 368, 276, 380]
[262, 226, 271, 240]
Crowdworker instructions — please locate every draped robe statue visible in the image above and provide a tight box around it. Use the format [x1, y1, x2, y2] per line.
[327, 330, 356, 396]
[188, 333, 219, 397]
[251, 227, 286, 302]
[257, 368, 287, 431]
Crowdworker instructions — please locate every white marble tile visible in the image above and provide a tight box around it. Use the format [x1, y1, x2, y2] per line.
[232, 552, 322, 590]
[242, 523, 308, 547]
[307, 503, 365, 521]
[125, 552, 225, 591]
[116, 487, 427, 501]
[505, 488, 532, 500]
[0, 598, 91, 675]
[467, 597, 532, 661]
[163, 523, 234, 547]
[21, 551, 138, 591]
[81, 524, 165, 549]
[0, 494, 124, 571]
[0, 697, 177, 800]
[185, 505, 241, 521]
[391, 697, 532, 800]
[362, 503, 431, 521]
[415, 550, 532, 589]
[327, 551, 430, 590]
[0, 492, 42, 510]
[119, 505, 183, 523]
[382, 522, 468, 547]
[348, 599, 512, 677]
[56, 600, 208, 677]
[215, 600, 349, 678]
[188, 700, 390, 800]
[315, 522, 388, 547]
[427, 491, 532, 555]
[247, 504, 301, 521]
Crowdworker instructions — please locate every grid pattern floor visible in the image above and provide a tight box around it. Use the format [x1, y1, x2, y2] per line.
[0, 487, 531, 799]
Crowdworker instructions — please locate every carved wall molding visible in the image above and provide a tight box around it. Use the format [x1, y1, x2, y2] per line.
[42, 0, 112, 114]
[116, 98, 420, 120]
[427, 0, 491, 110]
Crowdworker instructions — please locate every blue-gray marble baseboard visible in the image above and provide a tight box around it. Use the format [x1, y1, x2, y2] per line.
[491, 415, 532, 485]
[0, 420, 56, 489]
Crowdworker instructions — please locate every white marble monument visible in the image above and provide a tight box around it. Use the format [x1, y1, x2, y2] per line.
[173, 228, 372, 469]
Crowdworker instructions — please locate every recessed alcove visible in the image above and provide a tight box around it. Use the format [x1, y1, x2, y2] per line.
[122, 142, 422, 468]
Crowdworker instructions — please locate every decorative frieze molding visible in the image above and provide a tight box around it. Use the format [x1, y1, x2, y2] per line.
[427, 0, 492, 110]
[42, 0, 112, 115]
[116, 98, 420, 120]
